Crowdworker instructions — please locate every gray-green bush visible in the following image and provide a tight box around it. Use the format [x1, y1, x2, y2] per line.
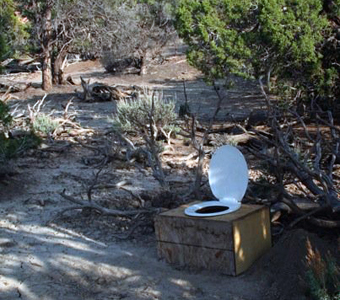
[113, 88, 178, 189]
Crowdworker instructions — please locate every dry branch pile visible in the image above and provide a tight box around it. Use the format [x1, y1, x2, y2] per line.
[78, 77, 141, 102]
[26, 95, 94, 139]
[247, 82, 340, 228]
[0, 81, 30, 93]
[0, 57, 40, 74]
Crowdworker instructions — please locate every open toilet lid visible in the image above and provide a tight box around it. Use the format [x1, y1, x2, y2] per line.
[208, 145, 248, 203]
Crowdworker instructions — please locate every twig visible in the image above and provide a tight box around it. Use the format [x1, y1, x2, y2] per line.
[111, 218, 143, 240]
[191, 81, 225, 198]
[87, 166, 105, 202]
[288, 206, 325, 228]
[58, 189, 153, 217]
[257, 77, 340, 223]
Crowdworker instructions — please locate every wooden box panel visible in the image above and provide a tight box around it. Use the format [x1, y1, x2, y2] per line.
[155, 213, 234, 250]
[233, 207, 271, 274]
[155, 203, 271, 276]
[157, 242, 236, 274]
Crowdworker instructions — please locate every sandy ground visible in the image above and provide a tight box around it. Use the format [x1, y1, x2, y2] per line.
[0, 51, 336, 300]
[0, 151, 266, 300]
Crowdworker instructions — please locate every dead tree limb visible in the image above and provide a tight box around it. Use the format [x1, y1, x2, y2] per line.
[79, 77, 139, 102]
[57, 189, 154, 218]
[143, 92, 169, 190]
[251, 78, 340, 228]
[190, 82, 224, 198]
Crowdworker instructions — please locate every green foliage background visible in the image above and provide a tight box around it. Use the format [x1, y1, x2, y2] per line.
[175, 0, 340, 104]
[0, 0, 29, 63]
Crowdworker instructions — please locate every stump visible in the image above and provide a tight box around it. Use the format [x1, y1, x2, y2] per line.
[154, 203, 271, 276]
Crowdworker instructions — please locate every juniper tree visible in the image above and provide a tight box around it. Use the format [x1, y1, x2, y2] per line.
[175, 0, 340, 105]
[17, 0, 175, 90]
[0, 0, 28, 65]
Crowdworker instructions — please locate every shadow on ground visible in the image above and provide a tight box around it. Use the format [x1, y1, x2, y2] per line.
[0, 181, 267, 300]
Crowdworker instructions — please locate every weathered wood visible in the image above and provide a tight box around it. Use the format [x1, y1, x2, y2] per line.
[233, 207, 271, 274]
[157, 243, 235, 273]
[227, 133, 256, 145]
[1, 57, 40, 73]
[79, 77, 141, 102]
[41, 3, 53, 91]
[196, 123, 235, 133]
[154, 203, 271, 275]
[0, 81, 30, 93]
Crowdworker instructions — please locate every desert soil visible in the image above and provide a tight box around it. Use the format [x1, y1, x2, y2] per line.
[0, 49, 336, 300]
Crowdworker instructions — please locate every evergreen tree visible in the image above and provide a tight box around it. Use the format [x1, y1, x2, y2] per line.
[175, 0, 340, 104]
[0, 0, 28, 63]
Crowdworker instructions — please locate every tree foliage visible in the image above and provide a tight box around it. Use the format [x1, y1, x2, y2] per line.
[0, 100, 12, 128]
[0, 0, 28, 62]
[175, 0, 340, 104]
[14, 0, 175, 88]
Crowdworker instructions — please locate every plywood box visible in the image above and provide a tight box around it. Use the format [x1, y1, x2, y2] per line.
[154, 203, 271, 276]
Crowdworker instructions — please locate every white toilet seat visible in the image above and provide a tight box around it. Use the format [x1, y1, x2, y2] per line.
[184, 199, 241, 217]
[184, 145, 248, 217]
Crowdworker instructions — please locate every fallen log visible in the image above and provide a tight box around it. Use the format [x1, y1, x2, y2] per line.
[196, 123, 236, 133]
[1, 57, 40, 73]
[227, 133, 257, 144]
[0, 81, 30, 93]
[78, 77, 141, 102]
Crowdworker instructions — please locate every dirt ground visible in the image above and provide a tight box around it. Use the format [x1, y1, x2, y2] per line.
[0, 51, 337, 300]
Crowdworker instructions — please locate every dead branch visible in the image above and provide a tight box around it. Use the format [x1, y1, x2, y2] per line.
[66, 75, 80, 86]
[87, 166, 106, 202]
[0, 81, 30, 93]
[143, 92, 169, 190]
[111, 217, 143, 239]
[58, 189, 155, 218]
[179, 80, 191, 118]
[27, 95, 94, 139]
[252, 78, 340, 228]
[79, 77, 139, 102]
[190, 82, 225, 198]
[288, 207, 326, 228]
[0, 87, 18, 102]
[226, 133, 257, 145]
[309, 217, 340, 228]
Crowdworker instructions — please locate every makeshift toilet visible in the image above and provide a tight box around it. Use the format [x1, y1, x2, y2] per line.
[184, 145, 248, 217]
[154, 145, 272, 275]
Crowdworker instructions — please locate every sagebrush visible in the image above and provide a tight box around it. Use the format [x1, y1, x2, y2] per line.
[113, 88, 178, 138]
[113, 88, 178, 189]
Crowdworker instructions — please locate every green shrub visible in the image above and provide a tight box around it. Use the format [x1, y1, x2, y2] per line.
[0, 132, 40, 163]
[0, 101, 12, 127]
[0, 100, 40, 164]
[175, 0, 340, 105]
[0, 0, 29, 64]
[113, 88, 178, 189]
[113, 88, 178, 139]
[31, 114, 59, 136]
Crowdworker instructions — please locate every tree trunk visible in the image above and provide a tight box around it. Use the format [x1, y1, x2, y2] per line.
[52, 48, 67, 85]
[41, 2, 53, 91]
[139, 56, 147, 76]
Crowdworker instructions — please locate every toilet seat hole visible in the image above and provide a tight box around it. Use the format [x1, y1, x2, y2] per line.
[196, 206, 229, 214]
